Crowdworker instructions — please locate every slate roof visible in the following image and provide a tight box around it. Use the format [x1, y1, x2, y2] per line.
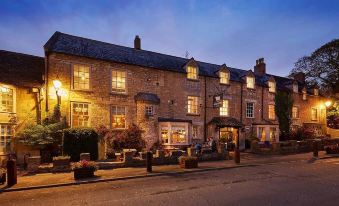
[134, 92, 160, 104]
[208, 117, 244, 128]
[0, 50, 44, 87]
[44, 31, 300, 92]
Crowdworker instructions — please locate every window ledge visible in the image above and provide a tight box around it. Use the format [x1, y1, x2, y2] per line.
[186, 113, 200, 116]
[110, 92, 128, 96]
[220, 83, 230, 86]
[187, 78, 200, 82]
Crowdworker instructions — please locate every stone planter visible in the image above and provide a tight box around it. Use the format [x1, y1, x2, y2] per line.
[52, 158, 71, 172]
[179, 156, 198, 169]
[73, 168, 95, 179]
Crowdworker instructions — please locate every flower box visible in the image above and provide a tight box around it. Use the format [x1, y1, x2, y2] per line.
[179, 156, 198, 169]
[73, 168, 95, 179]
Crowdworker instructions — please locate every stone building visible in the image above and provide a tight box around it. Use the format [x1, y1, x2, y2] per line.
[0, 31, 330, 156]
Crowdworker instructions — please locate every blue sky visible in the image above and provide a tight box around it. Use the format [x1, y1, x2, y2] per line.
[1, 0, 338, 76]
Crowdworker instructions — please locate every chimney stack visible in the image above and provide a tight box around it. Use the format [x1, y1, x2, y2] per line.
[134, 35, 141, 50]
[293, 72, 305, 83]
[254, 58, 266, 76]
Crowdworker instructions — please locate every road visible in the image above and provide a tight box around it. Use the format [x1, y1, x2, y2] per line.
[1, 158, 339, 206]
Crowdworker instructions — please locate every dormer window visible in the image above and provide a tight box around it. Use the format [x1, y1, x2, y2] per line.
[187, 66, 198, 80]
[293, 83, 298, 93]
[246, 76, 255, 89]
[220, 71, 230, 84]
[314, 88, 319, 96]
[268, 81, 276, 93]
[302, 88, 307, 100]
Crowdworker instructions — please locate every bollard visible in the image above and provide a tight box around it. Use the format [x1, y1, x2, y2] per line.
[234, 148, 240, 164]
[7, 159, 17, 187]
[146, 151, 152, 173]
[313, 140, 319, 158]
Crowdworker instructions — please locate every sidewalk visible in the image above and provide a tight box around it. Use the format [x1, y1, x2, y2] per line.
[1, 151, 336, 192]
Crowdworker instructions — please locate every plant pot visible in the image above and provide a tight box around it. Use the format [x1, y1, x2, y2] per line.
[179, 157, 198, 169]
[73, 168, 95, 179]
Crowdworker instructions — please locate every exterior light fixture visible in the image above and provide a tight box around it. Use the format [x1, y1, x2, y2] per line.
[53, 80, 62, 105]
[0, 86, 9, 93]
[325, 101, 332, 108]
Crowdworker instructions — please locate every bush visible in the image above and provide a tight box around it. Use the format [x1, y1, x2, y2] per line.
[72, 160, 98, 171]
[63, 128, 99, 161]
[290, 126, 316, 140]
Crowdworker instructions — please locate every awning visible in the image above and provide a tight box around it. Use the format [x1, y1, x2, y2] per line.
[208, 117, 244, 128]
[134, 92, 160, 104]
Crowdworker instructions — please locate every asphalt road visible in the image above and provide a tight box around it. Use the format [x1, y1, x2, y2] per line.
[1, 158, 339, 206]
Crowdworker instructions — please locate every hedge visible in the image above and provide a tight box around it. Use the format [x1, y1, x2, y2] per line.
[63, 128, 98, 161]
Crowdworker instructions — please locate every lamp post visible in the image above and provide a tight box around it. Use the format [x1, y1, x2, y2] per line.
[53, 80, 62, 105]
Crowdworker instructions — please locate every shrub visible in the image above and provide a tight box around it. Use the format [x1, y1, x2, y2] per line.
[63, 128, 99, 161]
[290, 126, 316, 140]
[72, 160, 98, 171]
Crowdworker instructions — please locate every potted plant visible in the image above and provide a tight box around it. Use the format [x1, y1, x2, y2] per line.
[0, 168, 6, 184]
[72, 160, 98, 179]
[178, 156, 198, 169]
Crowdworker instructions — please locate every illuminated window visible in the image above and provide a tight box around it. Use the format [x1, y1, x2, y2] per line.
[293, 83, 298, 93]
[187, 96, 198, 114]
[220, 71, 230, 84]
[270, 127, 277, 142]
[311, 108, 318, 121]
[161, 128, 169, 144]
[246, 102, 254, 118]
[0, 124, 13, 148]
[258, 127, 266, 141]
[246, 76, 255, 89]
[71, 102, 90, 127]
[302, 90, 307, 100]
[0, 87, 14, 113]
[314, 89, 319, 96]
[145, 105, 153, 116]
[220, 100, 229, 116]
[73, 64, 90, 90]
[268, 105, 275, 120]
[268, 81, 276, 93]
[292, 106, 299, 118]
[171, 127, 186, 144]
[112, 70, 126, 93]
[187, 66, 198, 80]
[111, 106, 126, 129]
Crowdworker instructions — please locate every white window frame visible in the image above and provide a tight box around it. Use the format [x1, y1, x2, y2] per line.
[192, 125, 199, 139]
[0, 124, 13, 151]
[111, 105, 127, 129]
[246, 76, 255, 89]
[311, 108, 318, 121]
[159, 122, 189, 145]
[268, 104, 275, 120]
[268, 81, 276, 93]
[292, 106, 299, 119]
[246, 102, 254, 118]
[220, 99, 229, 116]
[70, 102, 90, 127]
[111, 69, 127, 93]
[220, 71, 230, 84]
[72, 64, 91, 90]
[187, 96, 199, 114]
[0, 85, 16, 113]
[187, 66, 198, 80]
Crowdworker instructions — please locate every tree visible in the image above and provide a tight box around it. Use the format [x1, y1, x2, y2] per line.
[275, 91, 294, 140]
[290, 39, 339, 95]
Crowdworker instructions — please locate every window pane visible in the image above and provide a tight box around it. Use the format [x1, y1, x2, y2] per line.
[187, 66, 197, 79]
[112, 70, 126, 92]
[0, 88, 14, 112]
[112, 105, 126, 129]
[220, 100, 229, 116]
[73, 64, 90, 90]
[187, 96, 198, 114]
[72, 102, 90, 127]
[246, 102, 254, 118]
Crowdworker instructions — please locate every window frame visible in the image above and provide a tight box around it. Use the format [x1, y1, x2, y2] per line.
[219, 99, 229, 116]
[70, 101, 91, 128]
[145, 105, 154, 116]
[219, 70, 230, 85]
[0, 124, 13, 150]
[246, 76, 255, 89]
[71, 64, 91, 91]
[292, 106, 299, 119]
[0, 85, 16, 113]
[268, 81, 276, 93]
[187, 65, 198, 80]
[111, 69, 127, 93]
[111, 105, 127, 130]
[311, 108, 318, 121]
[187, 96, 199, 115]
[246, 102, 254, 118]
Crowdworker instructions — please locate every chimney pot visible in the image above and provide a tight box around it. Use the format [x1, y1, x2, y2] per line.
[254, 58, 266, 76]
[134, 35, 141, 50]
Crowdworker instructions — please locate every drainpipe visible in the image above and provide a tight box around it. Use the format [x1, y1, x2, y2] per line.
[240, 82, 243, 122]
[204, 76, 207, 142]
[261, 86, 264, 121]
[44, 51, 49, 113]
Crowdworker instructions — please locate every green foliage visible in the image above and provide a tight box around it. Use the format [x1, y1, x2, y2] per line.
[18, 120, 66, 148]
[63, 128, 99, 161]
[290, 127, 316, 140]
[327, 100, 339, 129]
[290, 39, 339, 94]
[72, 160, 98, 171]
[275, 91, 294, 140]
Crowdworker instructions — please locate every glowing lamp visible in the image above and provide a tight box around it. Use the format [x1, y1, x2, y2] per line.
[53, 80, 62, 91]
[325, 101, 332, 107]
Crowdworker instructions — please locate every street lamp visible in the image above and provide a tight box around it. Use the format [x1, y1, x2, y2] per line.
[325, 101, 332, 108]
[53, 80, 62, 105]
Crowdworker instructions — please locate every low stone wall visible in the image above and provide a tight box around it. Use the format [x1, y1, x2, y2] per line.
[251, 140, 314, 155]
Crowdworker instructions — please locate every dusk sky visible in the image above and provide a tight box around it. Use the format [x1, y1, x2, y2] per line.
[1, 0, 338, 76]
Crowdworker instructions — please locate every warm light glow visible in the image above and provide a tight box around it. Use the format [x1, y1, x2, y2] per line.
[325, 101, 332, 107]
[53, 80, 62, 90]
[56, 89, 67, 97]
[0, 86, 9, 93]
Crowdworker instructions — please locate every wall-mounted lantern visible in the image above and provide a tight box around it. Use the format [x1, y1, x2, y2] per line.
[53, 80, 62, 105]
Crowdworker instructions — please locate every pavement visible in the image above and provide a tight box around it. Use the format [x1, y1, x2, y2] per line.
[1, 154, 339, 206]
[0, 151, 336, 192]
